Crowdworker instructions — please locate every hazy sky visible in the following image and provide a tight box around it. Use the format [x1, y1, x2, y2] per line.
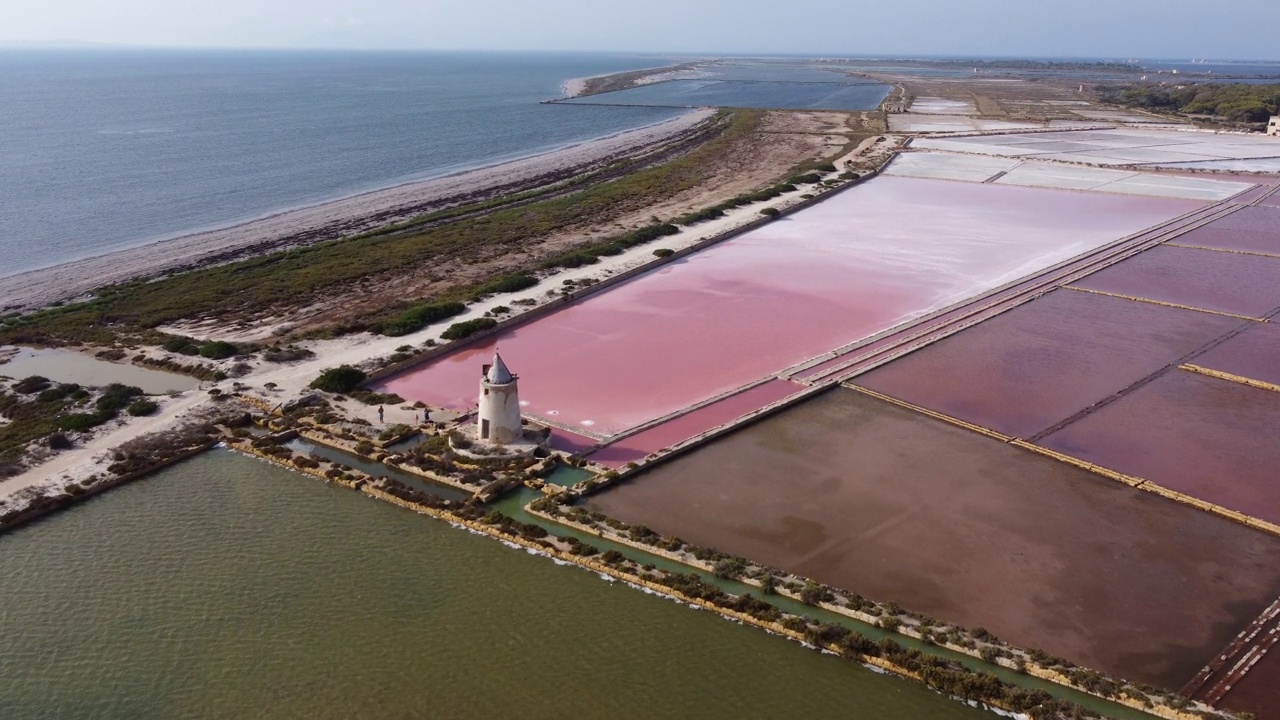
[1, 0, 1275, 60]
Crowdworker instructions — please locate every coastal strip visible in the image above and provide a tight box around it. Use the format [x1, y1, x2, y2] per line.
[0, 109, 714, 311]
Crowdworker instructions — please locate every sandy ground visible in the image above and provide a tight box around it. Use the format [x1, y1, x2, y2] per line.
[0, 133, 900, 510]
[0, 110, 714, 312]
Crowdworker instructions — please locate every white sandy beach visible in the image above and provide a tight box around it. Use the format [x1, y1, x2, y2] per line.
[0, 109, 714, 311]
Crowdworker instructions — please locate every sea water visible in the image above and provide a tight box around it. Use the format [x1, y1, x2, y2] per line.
[0, 50, 683, 275]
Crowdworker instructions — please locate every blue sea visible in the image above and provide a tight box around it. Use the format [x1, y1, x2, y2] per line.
[0, 50, 685, 276]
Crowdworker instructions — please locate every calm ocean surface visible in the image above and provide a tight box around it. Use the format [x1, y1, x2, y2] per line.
[0, 451, 988, 719]
[0, 50, 683, 276]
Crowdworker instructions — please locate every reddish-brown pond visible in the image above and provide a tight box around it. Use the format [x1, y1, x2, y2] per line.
[1070, 245, 1280, 318]
[1191, 321, 1280, 386]
[854, 289, 1244, 437]
[378, 177, 1194, 436]
[1218, 649, 1280, 720]
[1173, 206, 1280, 255]
[1042, 369, 1280, 525]
[588, 389, 1280, 690]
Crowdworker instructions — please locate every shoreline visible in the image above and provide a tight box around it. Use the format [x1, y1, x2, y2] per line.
[0, 109, 713, 311]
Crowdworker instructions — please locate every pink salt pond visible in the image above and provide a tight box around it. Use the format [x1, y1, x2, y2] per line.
[378, 177, 1198, 437]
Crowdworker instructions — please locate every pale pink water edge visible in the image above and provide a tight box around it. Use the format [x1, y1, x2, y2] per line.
[378, 177, 1198, 436]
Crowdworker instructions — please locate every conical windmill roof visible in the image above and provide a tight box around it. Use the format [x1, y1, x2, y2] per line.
[486, 353, 515, 384]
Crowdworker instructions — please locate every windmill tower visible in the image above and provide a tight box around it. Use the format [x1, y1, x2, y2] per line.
[477, 352, 521, 444]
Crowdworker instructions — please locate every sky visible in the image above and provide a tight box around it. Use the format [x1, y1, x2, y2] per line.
[1, 0, 1276, 60]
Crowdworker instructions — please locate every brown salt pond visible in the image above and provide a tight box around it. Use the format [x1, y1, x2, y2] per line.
[1173, 205, 1280, 255]
[854, 289, 1244, 438]
[1191, 321, 1280, 386]
[1042, 369, 1280, 526]
[379, 177, 1195, 437]
[1070, 244, 1280, 318]
[588, 388, 1280, 690]
[1218, 650, 1280, 720]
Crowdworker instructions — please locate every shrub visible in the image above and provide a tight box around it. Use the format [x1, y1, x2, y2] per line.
[472, 274, 538, 298]
[816, 162, 837, 172]
[57, 413, 104, 432]
[47, 432, 73, 450]
[126, 399, 159, 416]
[199, 341, 239, 360]
[759, 207, 780, 218]
[375, 301, 466, 337]
[441, 318, 498, 341]
[13, 376, 51, 394]
[161, 335, 199, 354]
[310, 365, 367, 393]
[652, 248, 674, 258]
[787, 173, 822, 185]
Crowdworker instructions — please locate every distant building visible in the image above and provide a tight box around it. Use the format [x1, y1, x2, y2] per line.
[1269, 116, 1280, 137]
[477, 352, 521, 445]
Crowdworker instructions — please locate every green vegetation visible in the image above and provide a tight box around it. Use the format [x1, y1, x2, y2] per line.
[1101, 83, 1280, 122]
[469, 273, 539, 300]
[126, 400, 159, 417]
[652, 248, 675, 258]
[536, 222, 680, 269]
[0, 110, 755, 347]
[759, 207, 780, 218]
[441, 318, 498, 340]
[310, 366, 367, 393]
[373, 301, 467, 337]
[198, 341, 240, 360]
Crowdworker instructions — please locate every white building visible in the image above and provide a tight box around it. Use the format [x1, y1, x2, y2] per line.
[1268, 116, 1280, 137]
[477, 353, 522, 445]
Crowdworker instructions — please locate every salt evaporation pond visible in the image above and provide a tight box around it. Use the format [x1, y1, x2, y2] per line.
[588, 388, 1280, 690]
[380, 176, 1198, 437]
[0, 450, 989, 720]
[562, 79, 890, 111]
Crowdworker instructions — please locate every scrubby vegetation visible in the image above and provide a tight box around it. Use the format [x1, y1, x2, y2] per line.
[0, 110, 756, 346]
[1100, 83, 1280, 123]
[372, 301, 467, 337]
[310, 365, 367, 393]
[441, 318, 498, 341]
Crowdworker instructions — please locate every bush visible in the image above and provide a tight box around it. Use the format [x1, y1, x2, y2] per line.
[199, 341, 239, 360]
[126, 399, 159, 416]
[441, 318, 498, 341]
[13, 376, 51, 394]
[375, 301, 466, 337]
[652, 248, 674, 258]
[816, 162, 837, 172]
[759, 207, 780, 218]
[471, 274, 538, 298]
[310, 365, 367, 393]
[787, 173, 822, 185]
[57, 413, 104, 432]
[47, 432, 73, 450]
[161, 335, 199, 354]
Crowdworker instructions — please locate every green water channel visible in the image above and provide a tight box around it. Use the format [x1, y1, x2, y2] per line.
[0, 450, 991, 719]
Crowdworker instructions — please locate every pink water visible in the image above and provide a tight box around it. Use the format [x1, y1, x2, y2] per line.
[379, 177, 1197, 436]
[587, 379, 806, 467]
[1174, 206, 1280, 255]
[855, 289, 1244, 438]
[1193, 322, 1280, 386]
[1072, 245, 1280, 318]
[1042, 370, 1280, 525]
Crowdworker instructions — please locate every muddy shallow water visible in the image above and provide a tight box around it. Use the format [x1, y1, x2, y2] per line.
[589, 388, 1280, 690]
[1071, 244, 1280, 318]
[1043, 369, 1280, 526]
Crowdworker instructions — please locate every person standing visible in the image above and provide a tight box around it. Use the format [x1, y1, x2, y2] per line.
[377, 405, 384, 423]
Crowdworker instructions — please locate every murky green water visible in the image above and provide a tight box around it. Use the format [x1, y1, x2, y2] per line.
[0, 450, 987, 719]
[0, 346, 197, 395]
